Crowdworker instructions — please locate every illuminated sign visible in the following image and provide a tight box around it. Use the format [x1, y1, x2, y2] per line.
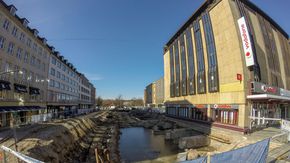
[211, 104, 239, 109]
[251, 82, 280, 95]
[238, 17, 255, 67]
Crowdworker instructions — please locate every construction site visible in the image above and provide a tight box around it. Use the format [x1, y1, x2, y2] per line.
[0, 110, 289, 163]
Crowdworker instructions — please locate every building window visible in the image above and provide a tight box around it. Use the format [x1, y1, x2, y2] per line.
[11, 26, 18, 37]
[19, 33, 25, 42]
[50, 68, 55, 76]
[61, 74, 65, 81]
[24, 52, 29, 63]
[49, 79, 55, 87]
[211, 109, 238, 125]
[55, 81, 60, 88]
[179, 35, 187, 96]
[57, 71, 61, 79]
[26, 38, 31, 48]
[202, 12, 219, 92]
[43, 52, 47, 59]
[30, 56, 36, 66]
[7, 42, 14, 55]
[21, 68, 27, 80]
[37, 59, 41, 68]
[0, 36, 5, 49]
[193, 20, 206, 94]
[33, 43, 37, 52]
[57, 61, 61, 68]
[16, 48, 22, 60]
[185, 27, 195, 95]
[174, 41, 181, 97]
[51, 57, 56, 65]
[3, 19, 10, 31]
[38, 47, 42, 57]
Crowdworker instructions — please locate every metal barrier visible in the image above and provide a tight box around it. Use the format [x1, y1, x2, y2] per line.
[0, 109, 96, 129]
[249, 116, 282, 129]
[281, 119, 290, 141]
[1, 145, 44, 163]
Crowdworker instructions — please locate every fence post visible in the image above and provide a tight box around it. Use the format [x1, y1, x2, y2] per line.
[95, 148, 100, 163]
[2, 150, 7, 163]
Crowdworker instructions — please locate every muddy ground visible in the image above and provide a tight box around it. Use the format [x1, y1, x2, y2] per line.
[0, 110, 287, 163]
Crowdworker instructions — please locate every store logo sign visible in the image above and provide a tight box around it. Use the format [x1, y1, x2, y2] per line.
[252, 82, 280, 95]
[261, 85, 277, 94]
[238, 17, 255, 67]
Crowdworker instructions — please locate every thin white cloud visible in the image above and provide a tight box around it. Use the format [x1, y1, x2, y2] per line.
[84, 73, 104, 81]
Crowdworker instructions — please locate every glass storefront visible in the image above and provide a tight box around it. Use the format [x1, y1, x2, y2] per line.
[211, 109, 238, 125]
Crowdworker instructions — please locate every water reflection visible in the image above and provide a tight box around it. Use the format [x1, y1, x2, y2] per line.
[119, 127, 179, 163]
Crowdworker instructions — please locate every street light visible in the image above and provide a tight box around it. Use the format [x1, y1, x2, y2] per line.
[0, 70, 23, 76]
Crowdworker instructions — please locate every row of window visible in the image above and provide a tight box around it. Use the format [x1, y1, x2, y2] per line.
[0, 60, 46, 85]
[51, 57, 79, 80]
[49, 79, 79, 94]
[48, 91, 79, 102]
[1, 17, 48, 59]
[49, 68, 79, 87]
[81, 87, 90, 94]
[169, 11, 219, 98]
[81, 94, 90, 101]
[0, 90, 44, 101]
[0, 35, 46, 72]
[166, 107, 238, 125]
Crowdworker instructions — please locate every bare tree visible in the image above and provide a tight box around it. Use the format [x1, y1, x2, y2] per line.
[96, 96, 103, 107]
[115, 94, 123, 108]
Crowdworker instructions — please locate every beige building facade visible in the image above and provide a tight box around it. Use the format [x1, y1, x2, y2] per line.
[0, 3, 50, 127]
[0, 1, 97, 127]
[144, 77, 165, 108]
[164, 0, 290, 132]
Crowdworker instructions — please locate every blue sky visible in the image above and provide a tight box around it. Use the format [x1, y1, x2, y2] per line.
[4, 0, 290, 99]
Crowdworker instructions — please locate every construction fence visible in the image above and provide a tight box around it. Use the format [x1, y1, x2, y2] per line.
[0, 108, 96, 129]
[181, 138, 270, 163]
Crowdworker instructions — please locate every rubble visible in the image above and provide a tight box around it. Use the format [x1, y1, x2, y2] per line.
[178, 135, 210, 149]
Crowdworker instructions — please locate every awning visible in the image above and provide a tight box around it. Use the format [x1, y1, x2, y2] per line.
[14, 84, 27, 93]
[0, 106, 45, 113]
[247, 94, 290, 101]
[0, 80, 11, 91]
[29, 87, 40, 95]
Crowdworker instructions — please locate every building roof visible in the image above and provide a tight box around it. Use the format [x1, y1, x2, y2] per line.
[0, 0, 80, 74]
[165, 0, 289, 49]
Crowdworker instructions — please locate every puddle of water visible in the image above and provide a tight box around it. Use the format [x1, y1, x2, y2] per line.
[119, 127, 179, 163]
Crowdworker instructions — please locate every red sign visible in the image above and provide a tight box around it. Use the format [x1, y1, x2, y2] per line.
[195, 104, 207, 109]
[237, 74, 242, 81]
[261, 85, 277, 94]
[238, 17, 255, 67]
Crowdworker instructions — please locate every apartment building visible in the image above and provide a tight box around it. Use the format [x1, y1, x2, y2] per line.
[0, 3, 50, 127]
[47, 51, 80, 115]
[90, 82, 96, 109]
[79, 74, 92, 109]
[163, 0, 290, 132]
[0, 0, 97, 127]
[144, 83, 154, 107]
[144, 77, 165, 108]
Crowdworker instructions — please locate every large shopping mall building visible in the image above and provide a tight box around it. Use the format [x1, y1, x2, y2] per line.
[163, 0, 290, 132]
